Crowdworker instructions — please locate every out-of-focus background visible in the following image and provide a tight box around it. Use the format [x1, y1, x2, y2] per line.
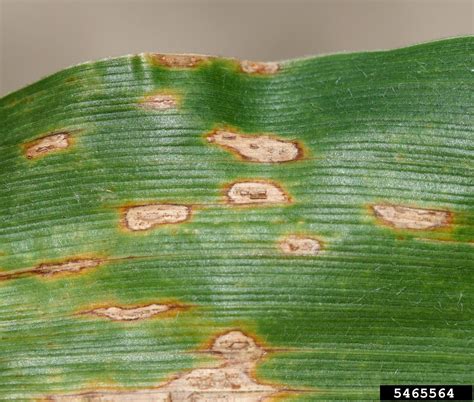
[0, 0, 472, 96]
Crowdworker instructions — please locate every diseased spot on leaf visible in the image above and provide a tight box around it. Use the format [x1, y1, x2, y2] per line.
[46, 330, 300, 401]
[280, 236, 321, 256]
[84, 303, 183, 321]
[0, 258, 104, 282]
[226, 181, 291, 205]
[151, 53, 211, 68]
[140, 93, 178, 110]
[156, 332, 278, 400]
[123, 204, 191, 231]
[372, 204, 451, 230]
[158, 368, 279, 401]
[32, 259, 103, 276]
[207, 128, 302, 163]
[240, 60, 280, 75]
[210, 330, 265, 364]
[23, 132, 71, 159]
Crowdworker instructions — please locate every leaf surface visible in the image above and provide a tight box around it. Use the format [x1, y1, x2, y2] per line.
[0, 38, 472, 400]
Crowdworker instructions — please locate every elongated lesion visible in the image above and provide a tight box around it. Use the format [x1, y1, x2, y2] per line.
[81, 302, 190, 321]
[139, 93, 179, 110]
[122, 204, 191, 231]
[371, 204, 452, 230]
[0, 258, 104, 281]
[240, 60, 280, 75]
[33, 258, 103, 276]
[206, 128, 303, 163]
[149, 53, 213, 68]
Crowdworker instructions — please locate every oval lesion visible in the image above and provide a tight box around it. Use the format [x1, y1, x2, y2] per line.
[23, 131, 72, 159]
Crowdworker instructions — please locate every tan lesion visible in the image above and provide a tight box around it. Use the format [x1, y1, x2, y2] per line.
[32, 258, 103, 276]
[81, 303, 190, 321]
[0, 257, 104, 281]
[149, 53, 213, 68]
[23, 132, 72, 159]
[147, 53, 280, 76]
[140, 93, 179, 110]
[240, 60, 280, 75]
[279, 236, 321, 256]
[122, 204, 191, 231]
[225, 181, 291, 205]
[206, 128, 302, 163]
[45, 330, 302, 401]
[371, 204, 452, 230]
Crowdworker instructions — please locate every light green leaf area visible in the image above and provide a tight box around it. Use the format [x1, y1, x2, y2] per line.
[0, 37, 472, 400]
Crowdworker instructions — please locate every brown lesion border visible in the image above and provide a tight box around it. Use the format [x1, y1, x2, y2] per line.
[76, 299, 194, 322]
[204, 126, 306, 164]
[21, 129, 82, 160]
[42, 327, 315, 400]
[0, 254, 108, 282]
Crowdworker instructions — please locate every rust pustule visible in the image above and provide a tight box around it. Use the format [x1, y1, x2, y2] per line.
[240, 60, 280, 75]
[81, 302, 190, 321]
[372, 204, 452, 230]
[150, 53, 212, 68]
[140, 93, 179, 110]
[279, 235, 321, 256]
[46, 330, 302, 401]
[206, 128, 303, 163]
[23, 132, 72, 159]
[122, 204, 191, 231]
[225, 180, 291, 205]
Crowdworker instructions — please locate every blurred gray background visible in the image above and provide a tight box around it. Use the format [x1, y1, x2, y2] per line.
[0, 0, 472, 96]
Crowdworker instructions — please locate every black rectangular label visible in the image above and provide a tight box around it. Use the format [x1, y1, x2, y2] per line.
[380, 385, 472, 401]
